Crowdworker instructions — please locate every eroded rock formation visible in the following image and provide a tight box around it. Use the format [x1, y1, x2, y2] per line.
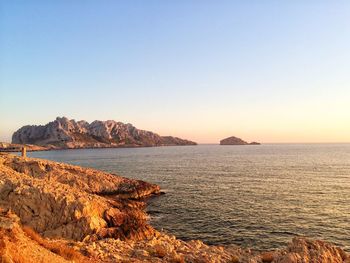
[81, 235, 350, 263]
[0, 153, 160, 241]
[12, 117, 197, 148]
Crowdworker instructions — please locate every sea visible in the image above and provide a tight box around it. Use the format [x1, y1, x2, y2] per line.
[27, 144, 350, 251]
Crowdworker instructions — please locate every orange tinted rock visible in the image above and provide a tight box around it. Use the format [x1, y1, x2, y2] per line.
[0, 153, 158, 242]
[260, 251, 276, 262]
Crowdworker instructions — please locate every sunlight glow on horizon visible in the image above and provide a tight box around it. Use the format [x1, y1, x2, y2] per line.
[1, 1, 350, 144]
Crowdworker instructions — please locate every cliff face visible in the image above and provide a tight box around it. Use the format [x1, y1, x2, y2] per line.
[220, 136, 261, 145]
[12, 117, 197, 148]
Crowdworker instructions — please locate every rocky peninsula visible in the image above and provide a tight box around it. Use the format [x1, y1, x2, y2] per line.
[12, 117, 197, 149]
[220, 136, 260, 145]
[0, 142, 50, 152]
[0, 153, 348, 262]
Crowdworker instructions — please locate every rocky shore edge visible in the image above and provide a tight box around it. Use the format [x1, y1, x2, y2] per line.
[0, 153, 348, 263]
[0, 141, 195, 153]
[0, 142, 50, 152]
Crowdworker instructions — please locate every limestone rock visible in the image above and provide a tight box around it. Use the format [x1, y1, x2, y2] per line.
[273, 237, 349, 263]
[0, 153, 159, 242]
[12, 117, 197, 148]
[1, 153, 161, 198]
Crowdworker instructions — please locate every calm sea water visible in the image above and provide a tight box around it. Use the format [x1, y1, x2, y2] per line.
[28, 144, 350, 251]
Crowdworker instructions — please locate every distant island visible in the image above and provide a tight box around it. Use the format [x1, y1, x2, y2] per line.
[220, 136, 260, 145]
[12, 117, 197, 149]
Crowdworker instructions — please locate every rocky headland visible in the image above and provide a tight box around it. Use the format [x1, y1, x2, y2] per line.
[0, 142, 50, 152]
[0, 153, 348, 262]
[12, 117, 197, 149]
[220, 136, 261, 145]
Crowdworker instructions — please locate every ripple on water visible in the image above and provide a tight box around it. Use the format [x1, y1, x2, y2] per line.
[28, 144, 350, 251]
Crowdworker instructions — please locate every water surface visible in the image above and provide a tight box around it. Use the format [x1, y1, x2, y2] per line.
[28, 144, 350, 251]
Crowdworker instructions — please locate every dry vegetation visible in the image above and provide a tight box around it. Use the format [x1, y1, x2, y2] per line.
[0, 228, 35, 263]
[22, 226, 86, 262]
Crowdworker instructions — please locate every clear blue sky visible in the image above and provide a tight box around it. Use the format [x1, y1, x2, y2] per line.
[1, 1, 350, 143]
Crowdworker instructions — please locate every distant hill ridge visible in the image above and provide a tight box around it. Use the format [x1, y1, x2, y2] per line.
[12, 117, 197, 149]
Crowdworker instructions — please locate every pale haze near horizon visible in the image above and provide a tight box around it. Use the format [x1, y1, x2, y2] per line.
[1, 1, 350, 144]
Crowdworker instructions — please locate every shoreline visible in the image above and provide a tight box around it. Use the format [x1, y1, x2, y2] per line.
[2, 142, 350, 154]
[0, 142, 198, 153]
[0, 152, 349, 262]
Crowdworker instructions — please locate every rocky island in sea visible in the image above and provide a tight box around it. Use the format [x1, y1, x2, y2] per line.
[11, 117, 197, 149]
[0, 153, 348, 262]
[220, 136, 261, 145]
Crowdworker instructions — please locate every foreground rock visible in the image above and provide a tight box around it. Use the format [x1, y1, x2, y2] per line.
[12, 117, 197, 149]
[2, 209, 348, 263]
[2, 153, 160, 199]
[0, 153, 348, 262]
[0, 153, 160, 241]
[81, 235, 349, 263]
[220, 136, 261, 145]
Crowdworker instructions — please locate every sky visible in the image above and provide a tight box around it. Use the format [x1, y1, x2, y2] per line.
[1, 1, 350, 144]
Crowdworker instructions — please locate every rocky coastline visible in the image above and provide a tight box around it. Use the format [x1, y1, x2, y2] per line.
[0, 142, 50, 152]
[0, 153, 348, 262]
